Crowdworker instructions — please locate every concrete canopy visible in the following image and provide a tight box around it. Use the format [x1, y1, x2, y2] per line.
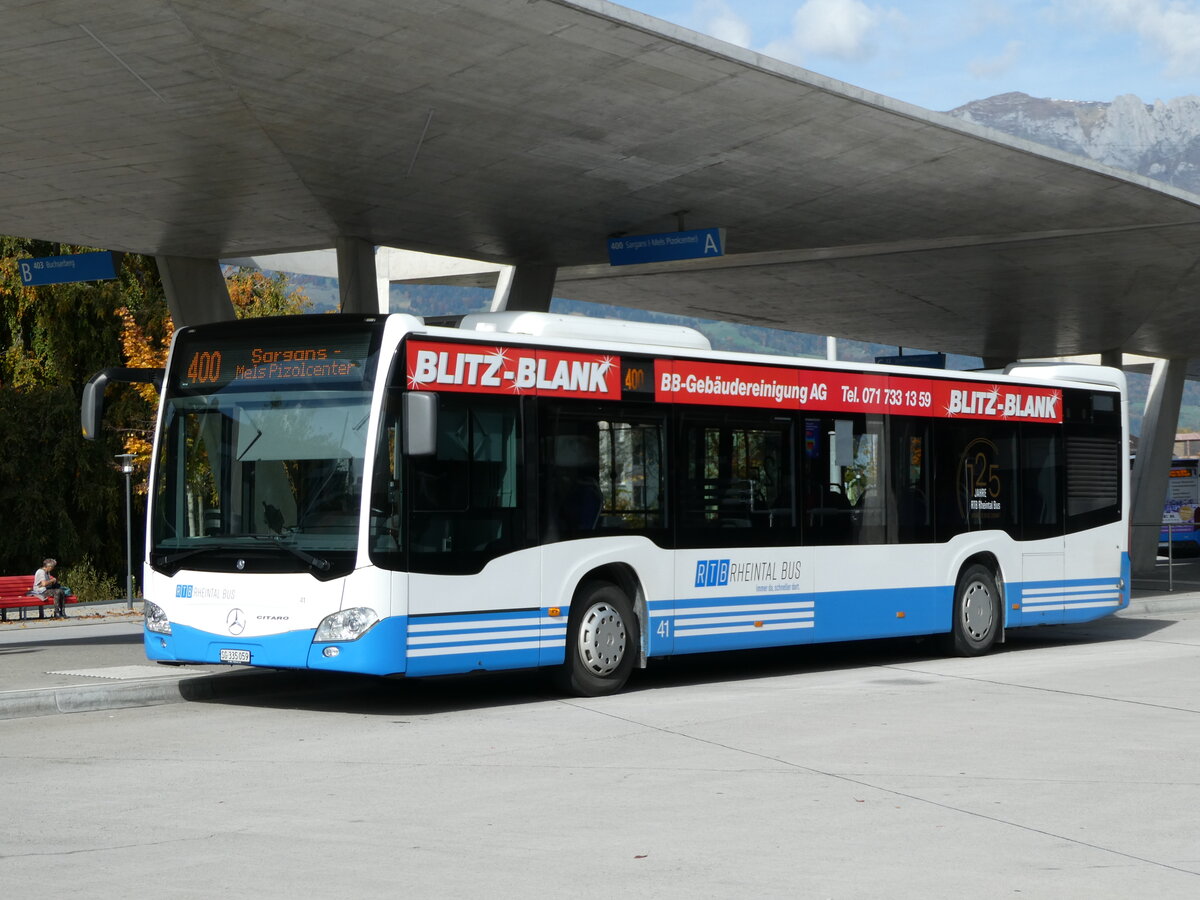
[3, 0, 1200, 361]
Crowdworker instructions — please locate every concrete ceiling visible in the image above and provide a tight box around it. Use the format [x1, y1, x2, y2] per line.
[3, 0, 1200, 361]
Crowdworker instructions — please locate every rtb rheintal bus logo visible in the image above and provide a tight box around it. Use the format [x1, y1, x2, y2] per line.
[695, 559, 731, 588]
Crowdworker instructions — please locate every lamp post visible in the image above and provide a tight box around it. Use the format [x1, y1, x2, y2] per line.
[116, 453, 134, 610]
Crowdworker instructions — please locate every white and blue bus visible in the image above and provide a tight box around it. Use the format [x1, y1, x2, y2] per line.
[102, 311, 1129, 695]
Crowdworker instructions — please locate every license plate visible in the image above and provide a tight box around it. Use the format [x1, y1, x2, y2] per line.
[220, 648, 251, 663]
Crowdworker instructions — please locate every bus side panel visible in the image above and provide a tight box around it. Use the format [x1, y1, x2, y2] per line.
[807, 545, 949, 642]
[540, 536, 673, 663]
[670, 546, 814, 656]
[405, 548, 548, 677]
[1059, 521, 1127, 623]
[1013, 537, 1065, 626]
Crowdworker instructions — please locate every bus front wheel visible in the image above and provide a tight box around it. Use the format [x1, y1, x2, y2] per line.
[949, 563, 1000, 656]
[554, 581, 637, 697]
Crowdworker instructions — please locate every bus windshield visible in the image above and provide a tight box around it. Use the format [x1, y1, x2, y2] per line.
[150, 319, 381, 576]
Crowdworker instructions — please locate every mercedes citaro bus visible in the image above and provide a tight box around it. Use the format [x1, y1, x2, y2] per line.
[84, 311, 1129, 695]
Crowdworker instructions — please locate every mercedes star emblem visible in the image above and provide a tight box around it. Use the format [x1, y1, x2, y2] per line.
[227, 608, 246, 635]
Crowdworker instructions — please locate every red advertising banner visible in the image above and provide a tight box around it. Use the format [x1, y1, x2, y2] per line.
[406, 340, 622, 399]
[404, 339, 1063, 423]
[654, 359, 1062, 423]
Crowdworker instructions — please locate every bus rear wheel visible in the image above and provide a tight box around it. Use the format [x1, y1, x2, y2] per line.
[949, 563, 1000, 656]
[554, 581, 637, 697]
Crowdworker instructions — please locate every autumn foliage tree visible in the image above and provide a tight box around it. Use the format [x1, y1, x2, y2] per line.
[116, 266, 312, 466]
[1, 240, 310, 581]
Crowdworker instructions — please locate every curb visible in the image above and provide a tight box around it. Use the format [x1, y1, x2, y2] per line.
[0, 668, 336, 721]
[0, 677, 201, 721]
[1122, 594, 1200, 616]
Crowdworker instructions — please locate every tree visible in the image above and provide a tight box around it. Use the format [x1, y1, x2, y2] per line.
[0, 238, 137, 575]
[116, 265, 313, 466]
[0, 241, 311, 580]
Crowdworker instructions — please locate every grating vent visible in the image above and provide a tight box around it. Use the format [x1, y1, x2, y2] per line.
[1066, 436, 1119, 505]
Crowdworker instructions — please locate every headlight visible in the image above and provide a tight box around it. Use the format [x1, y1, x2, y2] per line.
[314, 607, 379, 642]
[145, 601, 171, 635]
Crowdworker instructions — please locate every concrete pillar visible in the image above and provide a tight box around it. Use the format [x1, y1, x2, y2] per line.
[1130, 357, 1187, 576]
[156, 256, 235, 326]
[336, 237, 385, 314]
[491, 264, 557, 312]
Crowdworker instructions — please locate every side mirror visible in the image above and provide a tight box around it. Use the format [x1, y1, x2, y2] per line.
[81, 367, 165, 440]
[403, 391, 438, 457]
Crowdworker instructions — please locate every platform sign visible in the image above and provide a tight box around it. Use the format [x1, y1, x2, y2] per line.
[607, 228, 725, 266]
[18, 251, 118, 286]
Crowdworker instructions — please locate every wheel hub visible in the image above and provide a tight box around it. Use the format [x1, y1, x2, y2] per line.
[577, 602, 627, 676]
[962, 581, 994, 641]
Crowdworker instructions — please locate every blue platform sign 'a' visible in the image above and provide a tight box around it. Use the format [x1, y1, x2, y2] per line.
[18, 251, 118, 286]
[607, 228, 726, 266]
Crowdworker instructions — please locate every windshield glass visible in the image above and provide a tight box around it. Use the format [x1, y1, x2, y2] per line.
[150, 318, 381, 575]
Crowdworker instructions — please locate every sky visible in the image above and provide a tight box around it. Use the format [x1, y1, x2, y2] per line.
[618, 0, 1200, 111]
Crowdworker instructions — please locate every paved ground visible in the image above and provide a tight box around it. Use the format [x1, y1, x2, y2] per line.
[3, 580, 1200, 898]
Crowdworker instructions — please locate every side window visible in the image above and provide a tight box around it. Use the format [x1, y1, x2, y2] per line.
[540, 405, 666, 541]
[368, 389, 403, 569]
[409, 395, 523, 574]
[890, 418, 933, 543]
[935, 421, 1019, 540]
[1021, 429, 1062, 540]
[802, 415, 887, 545]
[678, 413, 795, 547]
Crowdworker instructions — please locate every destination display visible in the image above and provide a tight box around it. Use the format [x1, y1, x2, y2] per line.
[173, 329, 376, 393]
[404, 340, 1064, 423]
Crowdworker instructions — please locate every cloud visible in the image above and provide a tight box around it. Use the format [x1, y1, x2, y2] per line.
[1061, 0, 1200, 78]
[758, 0, 903, 65]
[695, 1, 753, 47]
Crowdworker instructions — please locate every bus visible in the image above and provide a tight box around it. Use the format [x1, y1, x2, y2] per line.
[1161, 458, 1200, 553]
[91, 311, 1129, 696]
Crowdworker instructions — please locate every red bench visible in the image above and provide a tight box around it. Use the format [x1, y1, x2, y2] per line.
[0, 575, 78, 622]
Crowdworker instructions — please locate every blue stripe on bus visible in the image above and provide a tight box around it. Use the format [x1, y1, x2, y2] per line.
[405, 608, 567, 677]
[1010, 575, 1125, 626]
[658, 585, 954, 655]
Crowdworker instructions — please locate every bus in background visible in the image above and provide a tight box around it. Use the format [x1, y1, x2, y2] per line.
[85, 311, 1129, 696]
[1161, 458, 1200, 554]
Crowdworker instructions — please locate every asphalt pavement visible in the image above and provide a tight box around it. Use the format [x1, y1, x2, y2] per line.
[4, 562, 1200, 720]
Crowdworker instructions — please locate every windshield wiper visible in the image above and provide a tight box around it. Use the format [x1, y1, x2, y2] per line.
[153, 544, 244, 568]
[248, 535, 331, 571]
[155, 538, 330, 572]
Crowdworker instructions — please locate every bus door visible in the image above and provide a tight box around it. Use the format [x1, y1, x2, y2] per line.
[398, 392, 542, 675]
[674, 411, 809, 655]
[803, 414, 937, 638]
[539, 402, 672, 659]
[1016, 429, 1065, 625]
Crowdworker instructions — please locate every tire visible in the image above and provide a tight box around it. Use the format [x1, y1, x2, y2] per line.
[554, 581, 638, 697]
[948, 563, 1000, 656]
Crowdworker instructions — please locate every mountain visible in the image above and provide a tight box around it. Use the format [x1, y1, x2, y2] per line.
[945, 91, 1200, 435]
[946, 91, 1200, 195]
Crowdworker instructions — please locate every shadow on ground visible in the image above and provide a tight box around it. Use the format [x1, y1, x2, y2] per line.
[184, 613, 1181, 718]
